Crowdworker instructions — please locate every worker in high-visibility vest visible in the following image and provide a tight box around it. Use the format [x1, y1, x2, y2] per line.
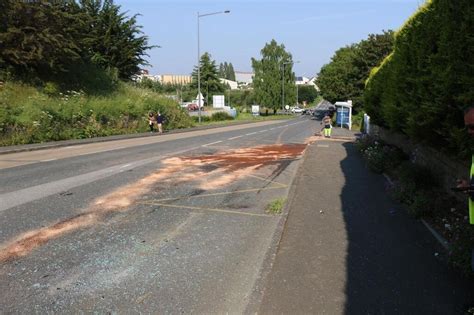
[457, 106, 474, 224]
[321, 113, 332, 138]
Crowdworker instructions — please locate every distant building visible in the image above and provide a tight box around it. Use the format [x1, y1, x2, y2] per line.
[220, 78, 238, 90]
[132, 69, 160, 82]
[295, 75, 319, 91]
[160, 74, 192, 85]
[295, 76, 310, 85]
[235, 71, 253, 85]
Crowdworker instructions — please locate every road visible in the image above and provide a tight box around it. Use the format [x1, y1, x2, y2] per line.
[0, 116, 316, 313]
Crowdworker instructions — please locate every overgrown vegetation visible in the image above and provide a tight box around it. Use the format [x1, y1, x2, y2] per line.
[0, 1, 198, 145]
[265, 198, 286, 215]
[316, 31, 394, 112]
[364, 0, 474, 159]
[0, 0, 153, 85]
[0, 82, 193, 145]
[356, 136, 474, 275]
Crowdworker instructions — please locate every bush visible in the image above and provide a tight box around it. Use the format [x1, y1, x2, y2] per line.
[357, 137, 407, 173]
[364, 0, 474, 159]
[211, 111, 234, 121]
[0, 81, 193, 145]
[192, 116, 211, 123]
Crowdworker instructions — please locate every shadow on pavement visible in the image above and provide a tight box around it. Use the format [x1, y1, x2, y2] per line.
[340, 142, 474, 314]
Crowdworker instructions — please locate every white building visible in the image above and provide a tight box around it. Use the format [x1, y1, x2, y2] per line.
[235, 71, 253, 85]
[294, 75, 320, 92]
[220, 78, 238, 90]
[295, 76, 310, 85]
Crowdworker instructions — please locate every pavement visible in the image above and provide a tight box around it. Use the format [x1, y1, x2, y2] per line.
[254, 126, 474, 314]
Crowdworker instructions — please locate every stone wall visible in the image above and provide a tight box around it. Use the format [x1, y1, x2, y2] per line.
[370, 125, 469, 202]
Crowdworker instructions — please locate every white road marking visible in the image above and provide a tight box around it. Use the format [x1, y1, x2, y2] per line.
[41, 158, 57, 162]
[317, 144, 329, 148]
[202, 140, 223, 147]
[228, 135, 243, 140]
[63, 145, 83, 149]
[246, 132, 257, 136]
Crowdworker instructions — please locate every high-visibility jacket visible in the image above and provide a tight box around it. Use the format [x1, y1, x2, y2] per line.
[470, 155, 474, 224]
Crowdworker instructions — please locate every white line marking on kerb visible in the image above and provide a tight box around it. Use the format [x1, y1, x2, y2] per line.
[41, 158, 57, 162]
[63, 145, 83, 149]
[202, 140, 223, 147]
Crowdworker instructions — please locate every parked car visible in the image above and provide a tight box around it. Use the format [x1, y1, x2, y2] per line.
[187, 103, 199, 111]
[291, 107, 303, 113]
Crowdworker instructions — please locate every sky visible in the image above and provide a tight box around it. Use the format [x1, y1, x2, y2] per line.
[115, 0, 424, 77]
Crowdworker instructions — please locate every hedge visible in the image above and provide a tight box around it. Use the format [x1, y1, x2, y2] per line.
[364, 0, 474, 159]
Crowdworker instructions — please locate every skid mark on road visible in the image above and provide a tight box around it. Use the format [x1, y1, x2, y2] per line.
[0, 142, 309, 262]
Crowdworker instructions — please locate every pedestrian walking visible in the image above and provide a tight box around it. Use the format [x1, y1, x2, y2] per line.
[148, 111, 156, 132]
[156, 112, 165, 134]
[320, 113, 332, 138]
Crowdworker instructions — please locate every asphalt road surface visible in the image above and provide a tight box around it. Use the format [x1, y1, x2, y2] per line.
[0, 116, 316, 313]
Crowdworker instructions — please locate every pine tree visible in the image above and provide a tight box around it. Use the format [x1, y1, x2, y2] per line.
[228, 63, 236, 81]
[218, 63, 225, 78]
[191, 52, 225, 105]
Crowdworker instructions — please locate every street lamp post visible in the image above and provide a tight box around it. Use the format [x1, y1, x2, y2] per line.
[296, 84, 299, 107]
[197, 10, 230, 123]
[281, 60, 300, 112]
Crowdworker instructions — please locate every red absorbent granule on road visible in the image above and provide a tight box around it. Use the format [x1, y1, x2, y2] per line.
[0, 143, 309, 262]
[182, 143, 307, 171]
[0, 212, 98, 262]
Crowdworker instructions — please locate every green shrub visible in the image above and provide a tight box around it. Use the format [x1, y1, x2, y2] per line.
[358, 139, 407, 173]
[407, 191, 437, 218]
[355, 135, 375, 153]
[364, 0, 474, 159]
[211, 111, 234, 121]
[43, 82, 59, 96]
[192, 116, 211, 123]
[0, 81, 193, 145]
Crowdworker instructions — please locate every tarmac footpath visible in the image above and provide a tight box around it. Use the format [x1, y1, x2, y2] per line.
[256, 134, 474, 314]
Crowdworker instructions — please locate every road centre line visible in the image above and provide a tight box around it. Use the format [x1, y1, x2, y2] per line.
[202, 140, 223, 147]
[246, 132, 257, 136]
[0, 145, 204, 212]
[228, 135, 243, 140]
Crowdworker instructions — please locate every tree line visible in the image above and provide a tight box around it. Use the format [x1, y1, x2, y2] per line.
[365, 0, 473, 157]
[316, 0, 473, 158]
[218, 62, 236, 81]
[0, 0, 153, 89]
[316, 30, 395, 113]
